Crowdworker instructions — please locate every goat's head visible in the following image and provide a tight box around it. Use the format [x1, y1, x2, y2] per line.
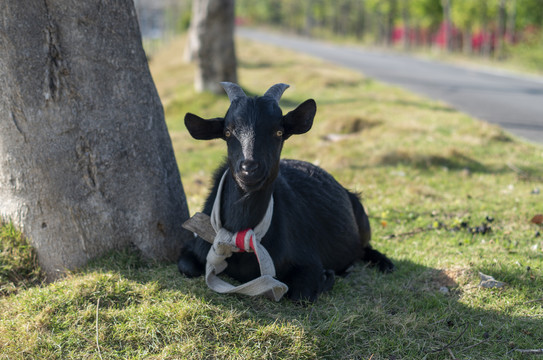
[185, 82, 316, 193]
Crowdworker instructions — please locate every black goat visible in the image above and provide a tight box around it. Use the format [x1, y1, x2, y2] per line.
[178, 83, 394, 302]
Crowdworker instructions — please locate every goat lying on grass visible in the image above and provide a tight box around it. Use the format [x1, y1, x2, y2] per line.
[178, 82, 394, 302]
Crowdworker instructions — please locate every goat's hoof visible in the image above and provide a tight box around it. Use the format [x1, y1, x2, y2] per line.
[177, 256, 204, 278]
[378, 259, 396, 273]
[363, 248, 396, 273]
[321, 269, 336, 292]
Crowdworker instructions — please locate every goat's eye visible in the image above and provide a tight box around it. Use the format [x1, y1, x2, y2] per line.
[275, 130, 283, 137]
[224, 130, 232, 138]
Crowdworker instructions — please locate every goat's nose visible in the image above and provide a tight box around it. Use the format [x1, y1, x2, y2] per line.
[240, 160, 259, 175]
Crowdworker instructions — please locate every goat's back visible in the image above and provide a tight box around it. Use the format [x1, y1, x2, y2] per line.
[268, 159, 364, 273]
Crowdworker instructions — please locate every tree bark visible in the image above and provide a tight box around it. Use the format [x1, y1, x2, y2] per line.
[497, 0, 507, 59]
[0, 0, 192, 279]
[187, 0, 237, 93]
[481, 1, 491, 57]
[507, 0, 517, 43]
[402, 0, 410, 50]
[441, 0, 452, 52]
[386, 0, 398, 46]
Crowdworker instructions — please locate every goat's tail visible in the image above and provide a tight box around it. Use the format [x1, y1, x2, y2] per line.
[347, 191, 396, 273]
[347, 191, 371, 249]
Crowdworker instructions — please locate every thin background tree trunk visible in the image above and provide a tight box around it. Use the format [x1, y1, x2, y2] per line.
[402, 0, 410, 50]
[497, 0, 507, 59]
[507, 0, 517, 43]
[0, 0, 192, 278]
[441, 0, 452, 52]
[186, 0, 237, 93]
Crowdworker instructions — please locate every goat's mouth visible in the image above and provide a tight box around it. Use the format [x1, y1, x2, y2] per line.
[234, 172, 267, 193]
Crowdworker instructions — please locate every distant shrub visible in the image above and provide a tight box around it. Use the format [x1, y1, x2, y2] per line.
[507, 30, 543, 73]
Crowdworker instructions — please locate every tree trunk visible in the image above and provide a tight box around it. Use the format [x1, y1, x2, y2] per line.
[481, 1, 491, 57]
[441, 0, 452, 52]
[188, 0, 237, 94]
[304, 0, 315, 36]
[355, 0, 366, 40]
[497, 0, 507, 59]
[375, 3, 386, 46]
[0, 0, 192, 279]
[386, 0, 398, 46]
[507, 0, 517, 43]
[402, 0, 410, 50]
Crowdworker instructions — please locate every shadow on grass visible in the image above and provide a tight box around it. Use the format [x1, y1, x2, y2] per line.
[363, 149, 543, 181]
[323, 78, 374, 88]
[238, 59, 298, 70]
[390, 99, 456, 113]
[85, 249, 542, 359]
[376, 149, 491, 173]
[354, 148, 536, 177]
[0, 222, 45, 296]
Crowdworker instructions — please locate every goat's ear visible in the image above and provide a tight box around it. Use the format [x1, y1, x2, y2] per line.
[184, 113, 225, 140]
[283, 99, 316, 138]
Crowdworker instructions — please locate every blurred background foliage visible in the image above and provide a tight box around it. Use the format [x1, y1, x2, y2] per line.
[136, 0, 543, 72]
[236, 0, 543, 62]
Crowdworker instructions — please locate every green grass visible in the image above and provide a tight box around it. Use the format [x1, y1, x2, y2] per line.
[0, 222, 43, 295]
[505, 36, 543, 75]
[420, 40, 543, 78]
[1, 35, 543, 359]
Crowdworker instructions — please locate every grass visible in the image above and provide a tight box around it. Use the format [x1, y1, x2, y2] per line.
[418, 40, 543, 78]
[0, 222, 43, 295]
[1, 35, 543, 359]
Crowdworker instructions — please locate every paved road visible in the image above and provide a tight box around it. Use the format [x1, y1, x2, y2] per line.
[238, 28, 543, 144]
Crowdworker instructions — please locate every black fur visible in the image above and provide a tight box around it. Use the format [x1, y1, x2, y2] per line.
[178, 86, 394, 302]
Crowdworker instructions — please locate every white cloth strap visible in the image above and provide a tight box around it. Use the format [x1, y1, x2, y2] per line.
[199, 170, 288, 301]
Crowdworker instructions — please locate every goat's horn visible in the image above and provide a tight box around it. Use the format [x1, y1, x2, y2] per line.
[220, 82, 247, 102]
[264, 83, 290, 102]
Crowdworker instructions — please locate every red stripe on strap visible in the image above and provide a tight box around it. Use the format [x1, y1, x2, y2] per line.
[235, 229, 249, 252]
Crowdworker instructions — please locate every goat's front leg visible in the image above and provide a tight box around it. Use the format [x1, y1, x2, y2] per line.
[177, 236, 210, 278]
[285, 264, 335, 303]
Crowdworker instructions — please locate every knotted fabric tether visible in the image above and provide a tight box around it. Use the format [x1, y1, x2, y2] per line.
[183, 170, 288, 301]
